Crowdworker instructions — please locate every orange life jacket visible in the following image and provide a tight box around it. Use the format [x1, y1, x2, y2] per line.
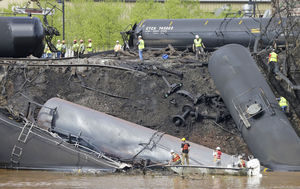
[215, 150, 222, 160]
[172, 153, 181, 162]
[183, 143, 189, 151]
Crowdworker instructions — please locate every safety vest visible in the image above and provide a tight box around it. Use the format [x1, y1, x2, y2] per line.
[172, 153, 181, 162]
[87, 42, 93, 52]
[279, 97, 288, 107]
[61, 44, 66, 53]
[214, 150, 222, 160]
[56, 43, 62, 51]
[138, 39, 144, 50]
[79, 44, 85, 53]
[269, 52, 278, 62]
[194, 38, 202, 47]
[114, 44, 122, 52]
[72, 43, 79, 52]
[239, 159, 246, 168]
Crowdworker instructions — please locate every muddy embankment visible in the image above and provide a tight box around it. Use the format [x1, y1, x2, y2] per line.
[0, 49, 299, 157]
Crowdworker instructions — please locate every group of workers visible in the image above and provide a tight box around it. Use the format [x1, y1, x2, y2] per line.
[72, 39, 93, 57]
[168, 137, 246, 168]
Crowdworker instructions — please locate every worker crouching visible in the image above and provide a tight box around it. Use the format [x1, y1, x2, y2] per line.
[169, 150, 181, 165]
[276, 96, 288, 113]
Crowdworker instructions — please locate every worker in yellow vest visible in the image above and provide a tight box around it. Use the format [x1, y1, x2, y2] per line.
[56, 40, 62, 58]
[268, 49, 278, 74]
[79, 39, 85, 57]
[276, 96, 288, 112]
[87, 39, 93, 54]
[136, 35, 144, 61]
[72, 40, 79, 57]
[193, 35, 205, 60]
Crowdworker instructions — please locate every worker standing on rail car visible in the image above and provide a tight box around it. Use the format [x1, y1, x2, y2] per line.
[181, 138, 190, 165]
[56, 40, 62, 59]
[79, 39, 85, 57]
[193, 35, 205, 60]
[61, 40, 66, 58]
[168, 150, 182, 165]
[87, 39, 93, 54]
[268, 49, 278, 74]
[213, 147, 222, 166]
[114, 40, 122, 57]
[276, 96, 288, 112]
[136, 35, 144, 61]
[72, 40, 79, 57]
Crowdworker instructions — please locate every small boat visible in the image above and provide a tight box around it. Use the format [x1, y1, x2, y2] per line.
[166, 165, 248, 176]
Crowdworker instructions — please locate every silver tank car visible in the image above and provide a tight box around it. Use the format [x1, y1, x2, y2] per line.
[0, 17, 44, 58]
[208, 44, 300, 171]
[37, 98, 239, 166]
[127, 18, 285, 51]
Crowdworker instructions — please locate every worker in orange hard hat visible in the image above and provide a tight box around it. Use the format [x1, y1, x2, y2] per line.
[79, 39, 85, 57]
[72, 39, 79, 57]
[87, 39, 93, 54]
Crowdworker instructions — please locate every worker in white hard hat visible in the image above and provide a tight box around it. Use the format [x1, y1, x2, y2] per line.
[213, 147, 222, 166]
[114, 40, 122, 57]
[168, 150, 181, 165]
[193, 34, 205, 60]
[181, 137, 190, 165]
[136, 35, 144, 61]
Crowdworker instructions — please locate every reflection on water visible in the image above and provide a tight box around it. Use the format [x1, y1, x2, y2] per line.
[0, 170, 300, 189]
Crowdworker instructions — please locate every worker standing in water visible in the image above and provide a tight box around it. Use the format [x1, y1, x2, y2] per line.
[193, 35, 205, 60]
[213, 147, 222, 166]
[181, 138, 190, 165]
[136, 36, 144, 61]
[268, 49, 278, 74]
[276, 96, 288, 112]
[168, 150, 181, 165]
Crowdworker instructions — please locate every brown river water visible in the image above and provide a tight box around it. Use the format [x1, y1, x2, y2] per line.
[0, 170, 299, 189]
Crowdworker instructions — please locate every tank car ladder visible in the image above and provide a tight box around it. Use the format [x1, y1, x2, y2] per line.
[10, 121, 34, 165]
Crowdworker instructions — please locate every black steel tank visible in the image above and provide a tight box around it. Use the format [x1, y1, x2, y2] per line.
[0, 17, 44, 58]
[208, 44, 300, 171]
[127, 18, 285, 51]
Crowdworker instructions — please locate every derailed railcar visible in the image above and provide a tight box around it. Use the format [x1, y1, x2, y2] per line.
[124, 18, 286, 51]
[0, 17, 45, 58]
[208, 44, 300, 171]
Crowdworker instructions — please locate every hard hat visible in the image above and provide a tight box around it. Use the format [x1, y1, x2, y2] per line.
[57, 40, 61, 42]
[216, 147, 220, 150]
[116, 40, 119, 43]
[181, 138, 186, 141]
[170, 149, 174, 153]
[80, 39, 83, 43]
[88, 39, 92, 42]
[138, 35, 142, 38]
[73, 40, 77, 43]
[195, 35, 199, 38]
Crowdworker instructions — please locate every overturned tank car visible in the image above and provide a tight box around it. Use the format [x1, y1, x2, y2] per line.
[37, 98, 239, 167]
[122, 17, 286, 51]
[0, 17, 45, 58]
[208, 44, 300, 171]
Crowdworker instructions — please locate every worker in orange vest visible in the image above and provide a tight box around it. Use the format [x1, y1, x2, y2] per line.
[213, 146, 222, 166]
[168, 150, 181, 165]
[181, 138, 190, 165]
